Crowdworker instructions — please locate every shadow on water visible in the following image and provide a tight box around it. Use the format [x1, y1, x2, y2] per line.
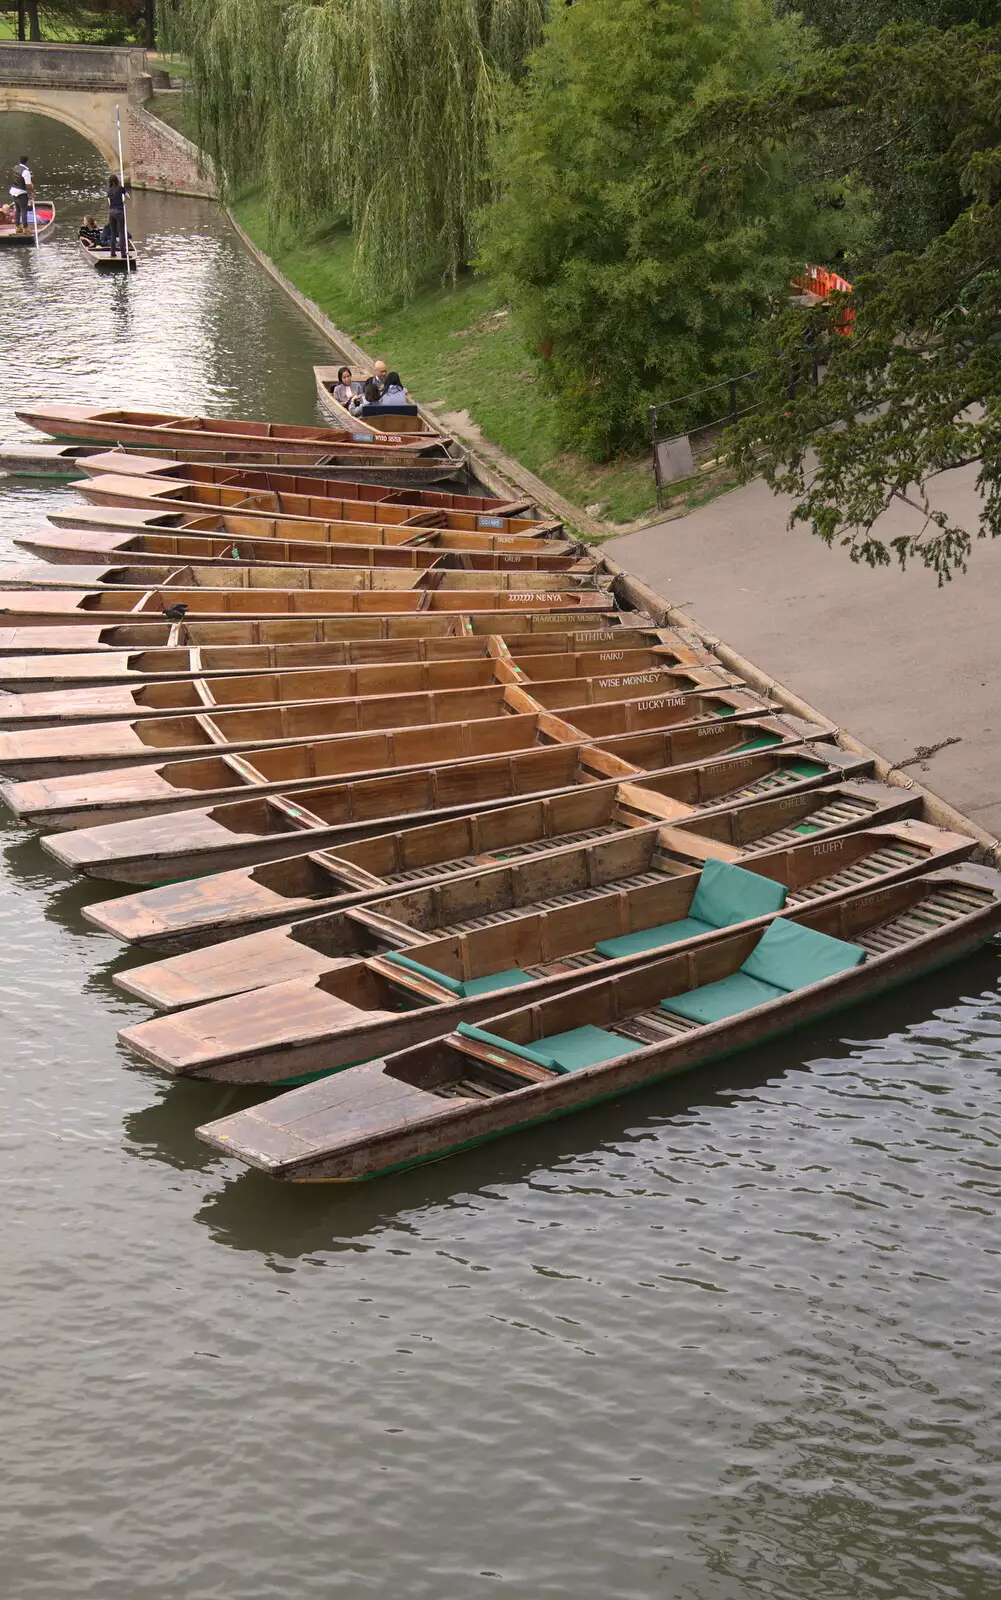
[116, 946, 1001, 1257]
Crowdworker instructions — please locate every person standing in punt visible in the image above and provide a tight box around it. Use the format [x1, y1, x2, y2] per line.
[106, 173, 129, 259]
[9, 158, 33, 234]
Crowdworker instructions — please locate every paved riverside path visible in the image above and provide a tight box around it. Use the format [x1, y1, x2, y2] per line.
[606, 463, 1001, 836]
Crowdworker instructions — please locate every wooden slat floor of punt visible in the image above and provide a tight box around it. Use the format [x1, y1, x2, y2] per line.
[376, 822, 625, 886]
[693, 762, 829, 810]
[443, 867, 670, 934]
[744, 793, 877, 849]
[855, 883, 997, 954]
[785, 842, 928, 904]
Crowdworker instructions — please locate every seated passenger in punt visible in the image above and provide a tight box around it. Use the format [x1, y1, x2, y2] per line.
[79, 216, 102, 248]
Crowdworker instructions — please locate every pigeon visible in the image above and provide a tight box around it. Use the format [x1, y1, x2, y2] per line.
[161, 602, 188, 621]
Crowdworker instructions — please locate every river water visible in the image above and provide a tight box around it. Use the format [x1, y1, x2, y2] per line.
[3, 115, 1001, 1599]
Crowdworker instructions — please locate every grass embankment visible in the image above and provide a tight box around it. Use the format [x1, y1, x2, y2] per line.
[148, 90, 199, 143]
[230, 192, 660, 526]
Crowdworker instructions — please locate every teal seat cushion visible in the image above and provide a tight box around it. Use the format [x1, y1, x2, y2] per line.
[741, 733, 783, 750]
[383, 950, 463, 995]
[539, 1025, 635, 1072]
[741, 917, 865, 990]
[595, 916, 714, 959]
[455, 1022, 634, 1074]
[689, 857, 788, 928]
[660, 971, 786, 1023]
[455, 1021, 559, 1070]
[459, 968, 536, 998]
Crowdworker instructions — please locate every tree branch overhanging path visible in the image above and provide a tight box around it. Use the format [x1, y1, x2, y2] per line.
[700, 23, 1001, 582]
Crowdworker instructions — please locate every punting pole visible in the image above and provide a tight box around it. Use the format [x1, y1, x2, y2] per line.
[30, 184, 39, 249]
[115, 103, 131, 277]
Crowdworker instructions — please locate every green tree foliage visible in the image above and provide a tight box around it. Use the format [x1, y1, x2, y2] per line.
[480, 0, 841, 460]
[714, 25, 1001, 578]
[174, 0, 547, 300]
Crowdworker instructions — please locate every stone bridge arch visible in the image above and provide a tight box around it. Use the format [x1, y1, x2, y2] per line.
[0, 86, 123, 173]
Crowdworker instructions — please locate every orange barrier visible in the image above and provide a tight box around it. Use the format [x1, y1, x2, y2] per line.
[790, 265, 855, 335]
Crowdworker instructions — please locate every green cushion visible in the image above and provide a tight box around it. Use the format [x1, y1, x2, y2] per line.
[660, 971, 786, 1023]
[538, 1025, 635, 1072]
[793, 822, 821, 834]
[741, 733, 783, 750]
[455, 1021, 559, 1070]
[689, 857, 787, 928]
[383, 950, 463, 995]
[789, 759, 828, 778]
[741, 916, 865, 989]
[459, 968, 536, 998]
[595, 916, 714, 959]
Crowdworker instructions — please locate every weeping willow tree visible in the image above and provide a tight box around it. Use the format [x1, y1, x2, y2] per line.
[174, 0, 548, 299]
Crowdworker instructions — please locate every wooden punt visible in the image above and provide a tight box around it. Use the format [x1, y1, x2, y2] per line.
[313, 367, 448, 442]
[80, 762, 896, 952]
[0, 679, 756, 780]
[47, 505, 569, 555]
[43, 720, 832, 882]
[0, 583, 611, 627]
[78, 237, 138, 273]
[116, 817, 969, 1011]
[2, 691, 782, 822]
[195, 864, 1001, 1177]
[74, 475, 554, 538]
[0, 610, 633, 657]
[0, 625, 687, 690]
[0, 443, 102, 479]
[0, 653, 728, 730]
[0, 561, 594, 596]
[16, 525, 584, 573]
[76, 451, 538, 517]
[119, 834, 980, 1081]
[0, 202, 55, 247]
[17, 405, 455, 461]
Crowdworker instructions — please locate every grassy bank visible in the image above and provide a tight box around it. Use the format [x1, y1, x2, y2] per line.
[230, 193, 659, 526]
[148, 91, 199, 144]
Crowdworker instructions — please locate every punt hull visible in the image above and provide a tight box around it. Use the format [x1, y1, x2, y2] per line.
[76, 451, 536, 517]
[0, 626, 686, 690]
[42, 723, 838, 884]
[0, 587, 611, 626]
[15, 530, 581, 572]
[195, 869, 1001, 1175]
[2, 695, 782, 823]
[79, 767, 897, 954]
[16, 405, 456, 462]
[0, 611, 632, 657]
[124, 856, 990, 1083]
[114, 818, 969, 1010]
[0, 657, 727, 730]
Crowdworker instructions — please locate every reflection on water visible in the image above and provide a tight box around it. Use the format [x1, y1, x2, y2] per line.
[3, 113, 1001, 1600]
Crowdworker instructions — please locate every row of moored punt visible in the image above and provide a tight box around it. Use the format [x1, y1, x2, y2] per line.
[2, 402, 998, 1184]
